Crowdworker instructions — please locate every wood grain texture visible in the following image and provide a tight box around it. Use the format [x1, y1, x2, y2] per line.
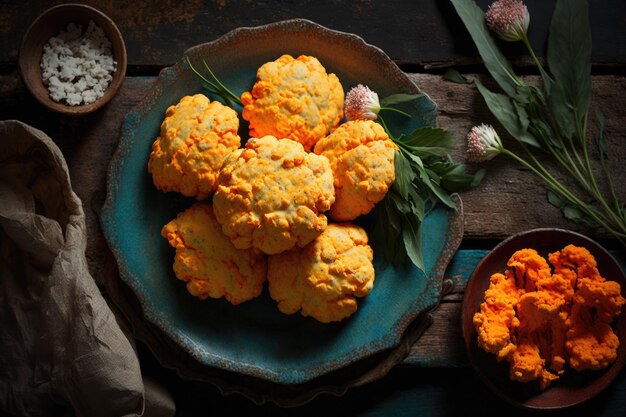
[2, 0, 626, 68]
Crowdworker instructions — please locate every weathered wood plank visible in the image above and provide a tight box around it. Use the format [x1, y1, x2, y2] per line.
[2, 0, 626, 69]
[406, 302, 467, 367]
[405, 249, 485, 367]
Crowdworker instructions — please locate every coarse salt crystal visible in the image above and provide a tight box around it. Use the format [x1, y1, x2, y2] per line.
[40, 20, 117, 106]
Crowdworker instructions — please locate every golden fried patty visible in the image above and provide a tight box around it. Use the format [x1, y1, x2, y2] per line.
[161, 202, 267, 304]
[241, 55, 344, 151]
[267, 223, 375, 323]
[213, 135, 335, 255]
[314, 120, 396, 220]
[148, 94, 240, 199]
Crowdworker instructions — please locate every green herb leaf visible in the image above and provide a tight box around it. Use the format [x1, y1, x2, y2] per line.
[432, 162, 486, 191]
[449, 0, 520, 97]
[380, 93, 422, 107]
[528, 115, 559, 148]
[547, 190, 597, 227]
[385, 196, 403, 233]
[393, 150, 417, 200]
[547, 189, 566, 208]
[475, 79, 540, 148]
[547, 0, 592, 129]
[402, 214, 425, 271]
[372, 202, 403, 265]
[405, 153, 456, 209]
[443, 68, 471, 84]
[513, 84, 533, 105]
[400, 127, 456, 157]
[546, 82, 575, 140]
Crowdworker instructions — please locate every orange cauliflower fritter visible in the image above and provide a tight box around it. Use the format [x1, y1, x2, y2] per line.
[551, 245, 626, 371]
[507, 248, 552, 292]
[148, 94, 240, 199]
[566, 304, 620, 371]
[473, 272, 519, 361]
[241, 55, 344, 151]
[213, 136, 335, 255]
[313, 120, 396, 221]
[267, 223, 374, 323]
[161, 202, 267, 305]
[509, 337, 560, 391]
[474, 245, 625, 390]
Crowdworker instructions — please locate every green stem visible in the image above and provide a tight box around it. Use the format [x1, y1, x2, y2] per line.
[577, 116, 626, 232]
[201, 60, 243, 106]
[558, 139, 590, 188]
[380, 107, 412, 118]
[186, 56, 243, 106]
[521, 34, 553, 91]
[378, 114, 400, 143]
[601, 154, 624, 218]
[594, 108, 624, 216]
[524, 118, 626, 239]
[501, 148, 626, 238]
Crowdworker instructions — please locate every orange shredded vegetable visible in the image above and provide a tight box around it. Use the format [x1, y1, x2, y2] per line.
[473, 245, 625, 390]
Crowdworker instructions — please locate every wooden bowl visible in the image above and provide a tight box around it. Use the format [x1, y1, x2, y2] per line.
[462, 228, 626, 410]
[18, 4, 127, 116]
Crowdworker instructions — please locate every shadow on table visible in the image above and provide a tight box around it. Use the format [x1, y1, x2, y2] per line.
[136, 339, 626, 417]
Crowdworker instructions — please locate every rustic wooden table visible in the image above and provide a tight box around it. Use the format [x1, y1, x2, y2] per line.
[2, 1, 626, 415]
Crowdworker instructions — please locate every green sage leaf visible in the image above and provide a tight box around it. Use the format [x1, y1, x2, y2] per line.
[393, 150, 416, 200]
[449, 0, 520, 97]
[373, 123, 484, 271]
[443, 68, 471, 84]
[402, 215, 425, 272]
[547, 82, 575, 140]
[547, 189, 566, 208]
[437, 163, 486, 191]
[563, 206, 583, 222]
[400, 127, 456, 157]
[475, 79, 540, 148]
[547, 0, 592, 129]
[547, 190, 597, 227]
[413, 162, 456, 209]
[380, 93, 422, 107]
[372, 203, 402, 265]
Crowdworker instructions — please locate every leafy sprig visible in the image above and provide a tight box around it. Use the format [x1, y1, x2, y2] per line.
[375, 110, 484, 270]
[186, 57, 242, 107]
[450, 0, 626, 244]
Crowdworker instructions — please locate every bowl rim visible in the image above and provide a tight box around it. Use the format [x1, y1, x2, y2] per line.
[18, 3, 127, 116]
[461, 227, 626, 410]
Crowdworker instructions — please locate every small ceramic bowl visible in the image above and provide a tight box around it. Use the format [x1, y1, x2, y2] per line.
[18, 3, 127, 116]
[462, 228, 626, 410]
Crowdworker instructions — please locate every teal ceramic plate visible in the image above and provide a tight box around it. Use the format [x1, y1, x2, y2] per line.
[101, 19, 463, 384]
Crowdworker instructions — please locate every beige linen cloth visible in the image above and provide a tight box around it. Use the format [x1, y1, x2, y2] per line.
[0, 120, 175, 417]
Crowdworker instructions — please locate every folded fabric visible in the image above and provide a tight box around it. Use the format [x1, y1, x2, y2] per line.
[0, 120, 174, 417]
